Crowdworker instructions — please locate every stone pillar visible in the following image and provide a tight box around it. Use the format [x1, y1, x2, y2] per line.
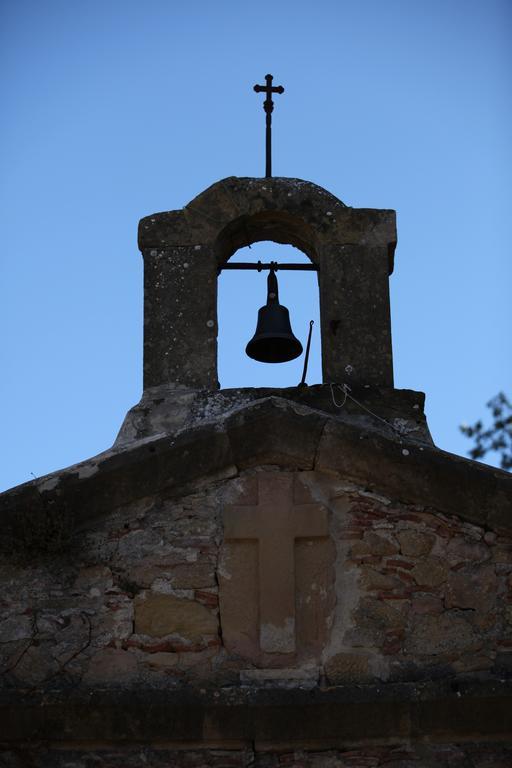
[142, 246, 218, 390]
[319, 244, 393, 387]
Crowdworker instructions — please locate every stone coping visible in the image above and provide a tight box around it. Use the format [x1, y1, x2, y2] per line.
[138, 176, 397, 271]
[1, 679, 511, 746]
[0, 396, 510, 543]
[115, 385, 433, 448]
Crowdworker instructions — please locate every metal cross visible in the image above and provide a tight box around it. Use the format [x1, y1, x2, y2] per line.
[253, 74, 284, 178]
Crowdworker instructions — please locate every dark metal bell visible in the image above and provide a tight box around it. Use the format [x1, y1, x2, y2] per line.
[246, 270, 303, 363]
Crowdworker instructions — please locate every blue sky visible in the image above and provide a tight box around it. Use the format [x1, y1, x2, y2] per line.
[1, 0, 510, 491]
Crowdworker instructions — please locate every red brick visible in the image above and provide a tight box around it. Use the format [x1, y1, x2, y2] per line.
[396, 570, 415, 583]
[396, 514, 423, 523]
[378, 591, 410, 600]
[194, 590, 219, 607]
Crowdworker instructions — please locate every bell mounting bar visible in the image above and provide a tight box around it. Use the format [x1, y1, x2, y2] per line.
[219, 260, 319, 273]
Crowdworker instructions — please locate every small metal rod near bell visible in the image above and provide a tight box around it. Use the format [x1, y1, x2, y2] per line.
[298, 320, 314, 388]
[245, 268, 303, 364]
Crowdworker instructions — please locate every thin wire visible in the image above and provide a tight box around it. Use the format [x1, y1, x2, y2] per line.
[330, 382, 348, 408]
[330, 383, 403, 443]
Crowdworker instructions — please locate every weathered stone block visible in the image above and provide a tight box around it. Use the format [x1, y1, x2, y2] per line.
[397, 530, 435, 557]
[411, 596, 443, 615]
[88, 594, 134, 647]
[225, 397, 326, 470]
[445, 565, 497, 613]
[453, 654, 493, 673]
[142, 246, 218, 389]
[141, 652, 179, 670]
[364, 531, 399, 556]
[83, 649, 138, 685]
[411, 558, 448, 587]
[446, 537, 491, 565]
[134, 593, 218, 640]
[360, 567, 401, 592]
[73, 565, 113, 595]
[324, 652, 370, 684]
[10, 645, 58, 686]
[405, 613, 476, 656]
[346, 597, 406, 648]
[0, 616, 32, 643]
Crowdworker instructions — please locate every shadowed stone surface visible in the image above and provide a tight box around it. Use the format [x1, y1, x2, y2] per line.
[115, 384, 433, 447]
[1, 394, 510, 539]
[0, 390, 511, 761]
[134, 593, 218, 639]
[324, 652, 371, 684]
[219, 473, 334, 662]
[1, 680, 511, 745]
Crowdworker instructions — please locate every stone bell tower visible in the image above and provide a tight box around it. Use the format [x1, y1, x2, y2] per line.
[139, 176, 396, 391]
[116, 175, 403, 447]
[1, 160, 511, 766]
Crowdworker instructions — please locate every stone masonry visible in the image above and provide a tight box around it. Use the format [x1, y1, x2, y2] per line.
[0, 176, 511, 766]
[138, 177, 396, 390]
[2, 467, 511, 692]
[1, 393, 511, 765]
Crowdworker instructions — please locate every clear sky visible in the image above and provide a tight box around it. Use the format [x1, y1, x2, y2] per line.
[1, 0, 510, 491]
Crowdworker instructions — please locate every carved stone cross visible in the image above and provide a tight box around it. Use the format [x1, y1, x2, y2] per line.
[223, 473, 328, 654]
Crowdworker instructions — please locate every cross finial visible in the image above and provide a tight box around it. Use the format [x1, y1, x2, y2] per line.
[253, 74, 284, 178]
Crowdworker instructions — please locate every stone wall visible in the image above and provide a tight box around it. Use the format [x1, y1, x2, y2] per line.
[1, 468, 511, 696]
[2, 743, 512, 768]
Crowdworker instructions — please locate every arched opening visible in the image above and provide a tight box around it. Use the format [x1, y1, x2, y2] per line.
[215, 209, 319, 266]
[218, 241, 321, 389]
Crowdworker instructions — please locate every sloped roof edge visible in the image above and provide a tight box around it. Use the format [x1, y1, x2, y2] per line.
[0, 397, 510, 541]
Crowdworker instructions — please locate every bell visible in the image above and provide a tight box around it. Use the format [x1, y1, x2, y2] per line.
[246, 270, 303, 363]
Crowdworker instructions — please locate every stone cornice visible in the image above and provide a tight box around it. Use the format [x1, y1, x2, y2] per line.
[1, 679, 511, 746]
[0, 396, 510, 544]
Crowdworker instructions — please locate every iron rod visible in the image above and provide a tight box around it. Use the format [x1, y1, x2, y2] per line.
[266, 110, 272, 178]
[220, 262, 318, 272]
[254, 74, 284, 179]
[299, 320, 314, 388]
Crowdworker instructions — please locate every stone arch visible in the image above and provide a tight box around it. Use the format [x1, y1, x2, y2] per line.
[215, 210, 319, 266]
[185, 177, 345, 264]
[138, 177, 396, 391]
